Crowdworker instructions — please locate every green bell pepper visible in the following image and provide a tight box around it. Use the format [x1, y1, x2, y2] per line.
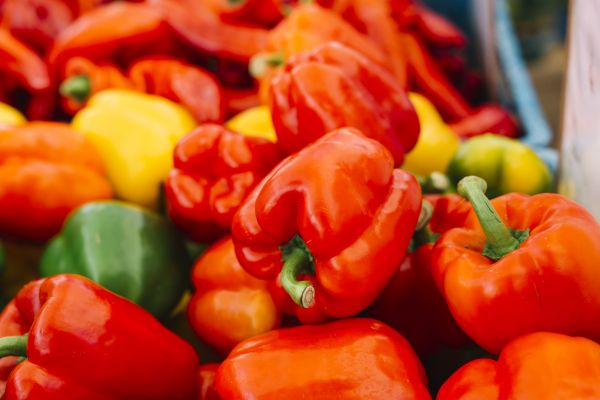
[40, 201, 190, 319]
[447, 134, 553, 198]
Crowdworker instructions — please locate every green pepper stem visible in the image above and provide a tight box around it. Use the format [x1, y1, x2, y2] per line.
[419, 172, 451, 194]
[59, 75, 91, 103]
[415, 200, 434, 231]
[0, 334, 28, 358]
[280, 247, 315, 308]
[458, 176, 526, 260]
[249, 52, 285, 79]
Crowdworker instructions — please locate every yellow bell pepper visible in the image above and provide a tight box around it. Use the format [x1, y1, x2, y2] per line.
[403, 93, 460, 176]
[72, 89, 196, 208]
[0, 102, 26, 127]
[225, 105, 277, 142]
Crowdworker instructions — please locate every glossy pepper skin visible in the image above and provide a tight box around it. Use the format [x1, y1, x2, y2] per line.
[39, 201, 190, 319]
[166, 124, 281, 242]
[402, 93, 460, 176]
[0, 31, 53, 120]
[59, 57, 134, 115]
[204, 0, 284, 27]
[148, 0, 268, 64]
[225, 105, 277, 142]
[0, 103, 26, 128]
[432, 176, 600, 354]
[0, 122, 112, 242]
[128, 57, 226, 124]
[449, 104, 519, 139]
[370, 194, 471, 355]
[216, 319, 431, 399]
[72, 89, 196, 209]
[48, 2, 172, 77]
[198, 363, 220, 400]
[437, 332, 600, 400]
[0, 274, 199, 399]
[448, 134, 552, 197]
[270, 42, 420, 166]
[188, 238, 281, 354]
[232, 128, 422, 319]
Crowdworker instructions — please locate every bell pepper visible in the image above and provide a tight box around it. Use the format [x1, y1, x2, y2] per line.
[449, 104, 519, 139]
[331, 0, 408, 87]
[59, 57, 134, 115]
[166, 124, 280, 242]
[0, 0, 104, 54]
[48, 2, 172, 77]
[223, 87, 260, 117]
[0, 274, 199, 399]
[447, 134, 553, 197]
[370, 194, 471, 355]
[403, 93, 460, 176]
[432, 175, 600, 354]
[437, 332, 600, 400]
[0, 103, 26, 128]
[39, 201, 190, 319]
[198, 363, 220, 400]
[188, 237, 281, 353]
[148, 0, 268, 64]
[0, 122, 113, 242]
[225, 105, 276, 142]
[127, 57, 226, 124]
[204, 0, 284, 27]
[270, 42, 420, 166]
[232, 128, 422, 319]
[72, 89, 196, 209]
[251, 3, 387, 99]
[215, 318, 431, 399]
[0, 30, 53, 120]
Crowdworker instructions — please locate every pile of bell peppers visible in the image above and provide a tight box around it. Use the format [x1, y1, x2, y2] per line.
[0, 1, 596, 399]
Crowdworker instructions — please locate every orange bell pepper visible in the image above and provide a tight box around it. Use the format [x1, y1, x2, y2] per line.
[187, 237, 281, 354]
[432, 176, 600, 354]
[437, 332, 600, 400]
[0, 122, 112, 242]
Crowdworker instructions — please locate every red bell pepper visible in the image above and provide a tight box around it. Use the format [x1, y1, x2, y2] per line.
[128, 56, 225, 124]
[0, 122, 113, 242]
[0, 30, 53, 120]
[449, 104, 520, 139]
[232, 128, 422, 319]
[198, 363, 220, 400]
[0, 274, 199, 399]
[165, 124, 281, 242]
[204, 0, 284, 27]
[48, 2, 172, 78]
[437, 332, 600, 400]
[215, 319, 431, 399]
[148, 0, 268, 64]
[270, 42, 420, 166]
[188, 237, 281, 354]
[432, 176, 600, 354]
[59, 57, 134, 115]
[370, 194, 471, 355]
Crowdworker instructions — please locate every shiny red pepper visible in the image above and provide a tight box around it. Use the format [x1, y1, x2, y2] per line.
[48, 2, 172, 78]
[128, 56, 225, 124]
[232, 128, 422, 320]
[0, 30, 53, 119]
[370, 194, 471, 355]
[187, 237, 281, 354]
[204, 0, 284, 27]
[270, 42, 420, 166]
[197, 363, 220, 400]
[449, 104, 520, 139]
[215, 319, 431, 399]
[432, 176, 600, 354]
[166, 124, 281, 242]
[0, 274, 199, 399]
[437, 332, 600, 400]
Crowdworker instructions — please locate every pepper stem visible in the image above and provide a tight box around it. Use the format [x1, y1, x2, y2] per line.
[279, 235, 315, 308]
[59, 75, 91, 103]
[249, 52, 285, 79]
[0, 334, 28, 358]
[458, 176, 528, 260]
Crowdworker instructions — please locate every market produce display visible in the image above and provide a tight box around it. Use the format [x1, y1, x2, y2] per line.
[0, 0, 595, 399]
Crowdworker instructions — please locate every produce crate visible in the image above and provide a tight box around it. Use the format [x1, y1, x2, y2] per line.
[425, 0, 558, 171]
